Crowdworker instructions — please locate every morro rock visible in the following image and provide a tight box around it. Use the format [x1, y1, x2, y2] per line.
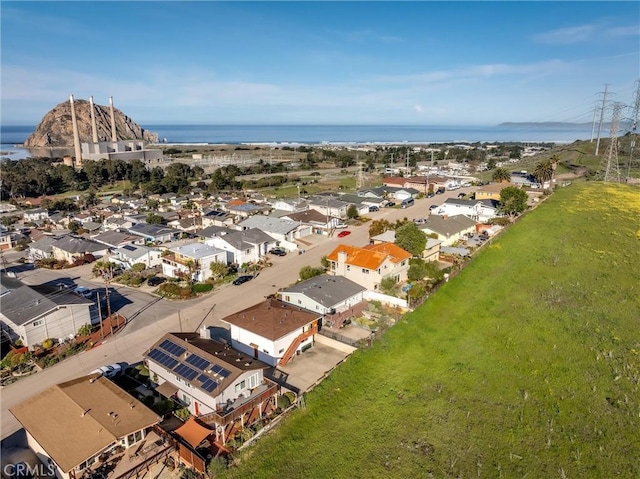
[23, 98, 158, 147]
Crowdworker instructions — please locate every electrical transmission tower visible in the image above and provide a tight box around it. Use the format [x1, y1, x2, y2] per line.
[595, 84, 609, 155]
[596, 102, 624, 182]
[626, 79, 640, 180]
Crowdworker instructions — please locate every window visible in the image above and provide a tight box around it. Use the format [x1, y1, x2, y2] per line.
[298, 300, 302, 304]
[285, 295, 290, 302]
[32, 319, 44, 327]
[235, 380, 246, 392]
[346, 265, 350, 271]
[279, 348, 285, 354]
[401, 261, 406, 266]
[362, 269, 369, 274]
[247, 373, 259, 389]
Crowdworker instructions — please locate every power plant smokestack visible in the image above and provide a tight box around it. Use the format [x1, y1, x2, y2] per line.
[109, 96, 117, 142]
[69, 94, 83, 168]
[89, 96, 99, 143]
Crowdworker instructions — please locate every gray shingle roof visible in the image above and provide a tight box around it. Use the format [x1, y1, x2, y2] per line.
[218, 228, 275, 250]
[280, 274, 366, 308]
[421, 215, 476, 236]
[0, 275, 92, 326]
[238, 216, 299, 235]
[50, 236, 105, 254]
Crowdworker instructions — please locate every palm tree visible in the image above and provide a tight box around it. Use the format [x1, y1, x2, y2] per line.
[492, 167, 511, 183]
[533, 159, 554, 187]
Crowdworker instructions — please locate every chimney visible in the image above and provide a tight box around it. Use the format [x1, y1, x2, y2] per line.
[109, 96, 117, 142]
[337, 251, 348, 264]
[69, 94, 83, 168]
[89, 96, 99, 143]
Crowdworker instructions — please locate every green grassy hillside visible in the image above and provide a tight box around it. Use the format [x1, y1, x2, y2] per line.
[224, 183, 640, 478]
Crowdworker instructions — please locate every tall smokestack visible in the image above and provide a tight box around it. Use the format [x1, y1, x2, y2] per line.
[109, 96, 117, 142]
[69, 94, 83, 168]
[89, 96, 99, 143]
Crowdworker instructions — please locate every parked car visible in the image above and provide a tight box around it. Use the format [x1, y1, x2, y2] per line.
[73, 286, 93, 299]
[427, 192, 435, 198]
[429, 204, 439, 211]
[335, 223, 348, 229]
[457, 193, 466, 198]
[269, 248, 287, 256]
[385, 201, 396, 208]
[436, 187, 446, 195]
[147, 276, 167, 287]
[337, 230, 351, 238]
[368, 205, 380, 212]
[89, 362, 127, 379]
[233, 275, 254, 285]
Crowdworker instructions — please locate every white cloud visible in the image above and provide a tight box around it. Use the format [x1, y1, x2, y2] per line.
[534, 25, 597, 44]
[605, 25, 640, 37]
[414, 104, 424, 113]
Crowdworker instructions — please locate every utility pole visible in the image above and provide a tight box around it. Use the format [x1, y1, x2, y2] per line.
[590, 102, 599, 143]
[595, 84, 609, 155]
[597, 102, 623, 182]
[626, 79, 640, 180]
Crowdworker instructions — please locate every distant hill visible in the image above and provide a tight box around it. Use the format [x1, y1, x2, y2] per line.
[23, 99, 158, 148]
[498, 122, 591, 128]
[498, 121, 631, 130]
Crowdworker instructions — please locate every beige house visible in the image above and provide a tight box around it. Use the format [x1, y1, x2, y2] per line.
[420, 215, 477, 246]
[475, 182, 512, 201]
[10, 376, 161, 479]
[370, 230, 441, 263]
[327, 242, 412, 291]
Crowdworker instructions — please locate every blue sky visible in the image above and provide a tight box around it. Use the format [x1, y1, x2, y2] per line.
[1, 1, 638, 125]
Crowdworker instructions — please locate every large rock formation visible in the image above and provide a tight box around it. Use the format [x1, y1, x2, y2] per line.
[23, 99, 158, 147]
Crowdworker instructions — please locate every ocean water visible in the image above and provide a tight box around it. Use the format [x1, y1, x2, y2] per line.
[1, 123, 595, 160]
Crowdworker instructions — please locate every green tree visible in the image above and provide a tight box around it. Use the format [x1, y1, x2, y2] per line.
[395, 222, 426, 257]
[486, 157, 497, 170]
[68, 220, 82, 234]
[146, 199, 159, 209]
[346, 204, 358, 219]
[209, 261, 229, 280]
[146, 213, 164, 224]
[408, 258, 430, 282]
[320, 255, 330, 269]
[380, 277, 399, 296]
[492, 168, 511, 183]
[131, 263, 146, 273]
[533, 157, 556, 188]
[207, 456, 228, 478]
[299, 265, 324, 281]
[499, 186, 528, 218]
[368, 219, 392, 238]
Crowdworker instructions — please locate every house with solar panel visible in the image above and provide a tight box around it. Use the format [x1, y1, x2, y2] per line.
[143, 331, 279, 445]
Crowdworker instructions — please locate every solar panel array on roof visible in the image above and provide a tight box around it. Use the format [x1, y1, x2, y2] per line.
[185, 353, 210, 371]
[201, 378, 219, 393]
[159, 339, 186, 357]
[122, 245, 136, 251]
[148, 349, 179, 370]
[211, 364, 230, 378]
[174, 363, 198, 381]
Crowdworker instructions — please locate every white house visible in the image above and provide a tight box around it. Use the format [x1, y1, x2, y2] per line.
[270, 199, 308, 213]
[0, 275, 97, 349]
[128, 223, 181, 243]
[222, 298, 321, 367]
[205, 228, 276, 265]
[278, 274, 366, 315]
[23, 209, 49, 223]
[110, 244, 163, 270]
[161, 242, 227, 282]
[437, 198, 500, 222]
[238, 215, 311, 248]
[143, 331, 278, 445]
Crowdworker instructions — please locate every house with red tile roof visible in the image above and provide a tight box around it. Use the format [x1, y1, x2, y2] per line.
[326, 242, 412, 291]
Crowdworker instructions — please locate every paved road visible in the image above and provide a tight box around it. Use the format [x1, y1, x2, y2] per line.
[0, 187, 474, 440]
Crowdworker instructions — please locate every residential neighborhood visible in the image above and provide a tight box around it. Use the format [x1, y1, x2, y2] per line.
[0, 161, 549, 478]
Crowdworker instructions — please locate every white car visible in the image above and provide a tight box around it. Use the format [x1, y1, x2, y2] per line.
[335, 223, 348, 229]
[89, 362, 127, 379]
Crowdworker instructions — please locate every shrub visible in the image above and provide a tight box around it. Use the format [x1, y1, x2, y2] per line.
[42, 338, 54, 350]
[174, 407, 191, 421]
[277, 394, 292, 410]
[191, 283, 213, 294]
[77, 324, 92, 336]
